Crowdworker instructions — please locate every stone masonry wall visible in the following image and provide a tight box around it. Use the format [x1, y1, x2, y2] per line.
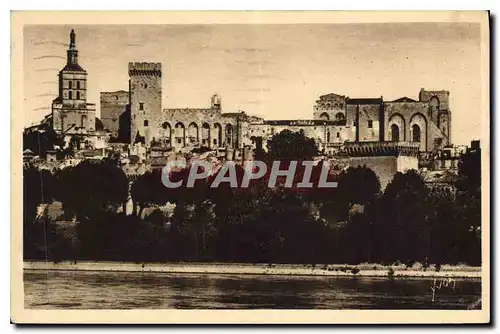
[357, 104, 382, 142]
[385, 101, 430, 151]
[158, 108, 237, 151]
[419, 89, 450, 110]
[346, 103, 382, 143]
[100, 90, 129, 138]
[243, 123, 352, 153]
[348, 155, 418, 190]
[52, 105, 96, 134]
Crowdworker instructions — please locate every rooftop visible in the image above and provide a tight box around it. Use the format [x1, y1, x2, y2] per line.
[391, 97, 418, 103]
[61, 64, 86, 72]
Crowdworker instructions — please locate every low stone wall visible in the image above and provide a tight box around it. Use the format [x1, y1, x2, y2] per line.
[24, 261, 481, 279]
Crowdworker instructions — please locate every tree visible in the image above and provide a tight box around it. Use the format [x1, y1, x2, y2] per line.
[163, 165, 217, 261]
[428, 192, 460, 265]
[209, 177, 272, 262]
[456, 146, 481, 233]
[454, 145, 482, 265]
[23, 167, 59, 224]
[377, 170, 431, 263]
[57, 160, 129, 220]
[321, 166, 381, 263]
[130, 169, 176, 217]
[24, 207, 73, 261]
[266, 129, 318, 162]
[456, 145, 481, 197]
[23, 125, 64, 157]
[336, 166, 381, 219]
[76, 211, 159, 261]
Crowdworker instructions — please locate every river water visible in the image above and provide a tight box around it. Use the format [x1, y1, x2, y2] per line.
[24, 270, 481, 309]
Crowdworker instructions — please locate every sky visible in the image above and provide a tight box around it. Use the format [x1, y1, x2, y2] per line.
[24, 23, 481, 145]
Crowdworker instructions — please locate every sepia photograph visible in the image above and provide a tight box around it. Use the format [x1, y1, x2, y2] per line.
[10, 10, 490, 324]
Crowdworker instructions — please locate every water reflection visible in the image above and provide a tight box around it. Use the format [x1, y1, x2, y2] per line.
[24, 270, 481, 309]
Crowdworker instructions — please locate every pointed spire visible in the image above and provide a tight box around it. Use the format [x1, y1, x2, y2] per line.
[66, 29, 79, 66]
[69, 29, 76, 49]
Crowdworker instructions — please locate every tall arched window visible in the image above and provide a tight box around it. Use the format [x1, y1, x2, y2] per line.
[69, 81, 72, 89]
[201, 123, 211, 147]
[81, 115, 87, 128]
[76, 81, 80, 89]
[76, 91, 80, 100]
[326, 130, 331, 143]
[226, 124, 234, 147]
[391, 124, 400, 142]
[412, 124, 421, 142]
[68, 91, 72, 100]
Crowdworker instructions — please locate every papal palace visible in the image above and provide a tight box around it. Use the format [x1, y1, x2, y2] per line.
[26, 30, 467, 190]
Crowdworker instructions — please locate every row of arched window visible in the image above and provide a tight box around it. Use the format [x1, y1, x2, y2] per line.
[390, 124, 421, 142]
[68, 81, 82, 89]
[326, 131, 341, 143]
[319, 112, 345, 121]
[67, 91, 81, 100]
[154, 121, 235, 148]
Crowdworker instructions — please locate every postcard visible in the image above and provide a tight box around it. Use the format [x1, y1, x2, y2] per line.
[11, 10, 490, 324]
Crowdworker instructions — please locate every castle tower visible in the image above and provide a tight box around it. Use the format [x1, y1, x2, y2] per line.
[52, 29, 96, 135]
[211, 93, 221, 110]
[419, 88, 452, 146]
[128, 62, 162, 144]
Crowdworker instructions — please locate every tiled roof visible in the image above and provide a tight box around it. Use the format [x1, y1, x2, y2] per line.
[61, 64, 86, 72]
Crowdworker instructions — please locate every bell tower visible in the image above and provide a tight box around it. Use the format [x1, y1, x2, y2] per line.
[58, 29, 87, 106]
[52, 29, 96, 135]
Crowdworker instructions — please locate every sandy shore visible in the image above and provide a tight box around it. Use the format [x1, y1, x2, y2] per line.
[23, 261, 482, 279]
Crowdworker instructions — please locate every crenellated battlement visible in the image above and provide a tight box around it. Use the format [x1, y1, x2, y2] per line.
[345, 141, 421, 157]
[128, 62, 162, 77]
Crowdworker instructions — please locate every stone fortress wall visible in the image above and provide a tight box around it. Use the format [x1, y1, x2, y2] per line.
[100, 90, 129, 138]
[100, 61, 452, 158]
[33, 30, 459, 194]
[345, 141, 421, 190]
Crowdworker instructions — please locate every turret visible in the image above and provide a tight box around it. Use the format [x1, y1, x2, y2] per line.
[211, 93, 221, 110]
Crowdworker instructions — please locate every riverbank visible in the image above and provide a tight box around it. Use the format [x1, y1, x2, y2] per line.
[23, 261, 481, 279]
